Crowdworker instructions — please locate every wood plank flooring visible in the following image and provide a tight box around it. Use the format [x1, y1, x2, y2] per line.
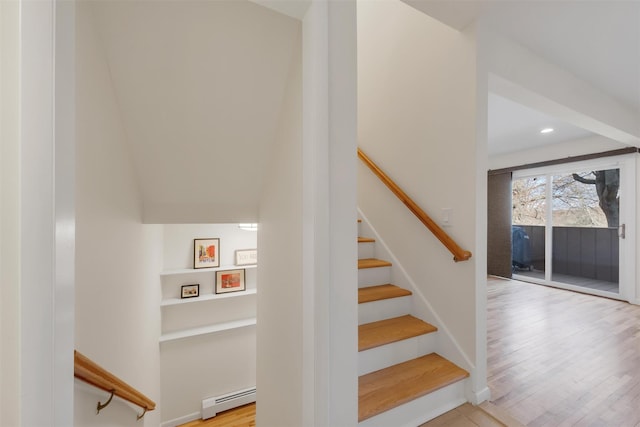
[183, 401, 516, 427]
[179, 403, 255, 427]
[487, 276, 640, 426]
[420, 402, 523, 427]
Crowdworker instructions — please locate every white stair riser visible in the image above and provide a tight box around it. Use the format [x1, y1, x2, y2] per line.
[358, 296, 411, 325]
[358, 242, 375, 259]
[358, 267, 391, 288]
[358, 333, 437, 376]
[358, 380, 467, 427]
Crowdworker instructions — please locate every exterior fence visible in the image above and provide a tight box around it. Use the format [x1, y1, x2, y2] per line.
[517, 225, 619, 283]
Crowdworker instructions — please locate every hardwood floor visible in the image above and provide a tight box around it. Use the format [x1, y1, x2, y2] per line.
[487, 276, 640, 426]
[420, 402, 525, 427]
[179, 403, 255, 427]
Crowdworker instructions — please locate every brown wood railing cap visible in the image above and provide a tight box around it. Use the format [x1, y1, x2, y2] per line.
[74, 350, 156, 412]
[358, 148, 472, 263]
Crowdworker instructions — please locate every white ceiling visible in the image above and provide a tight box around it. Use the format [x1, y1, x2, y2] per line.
[487, 93, 596, 156]
[90, 0, 300, 222]
[484, 1, 640, 114]
[408, 0, 640, 155]
[485, 1, 640, 156]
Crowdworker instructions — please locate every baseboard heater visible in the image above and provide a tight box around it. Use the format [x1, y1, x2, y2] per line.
[202, 386, 256, 420]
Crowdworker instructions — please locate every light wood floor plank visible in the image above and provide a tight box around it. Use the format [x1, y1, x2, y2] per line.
[178, 403, 255, 427]
[487, 277, 640, 426]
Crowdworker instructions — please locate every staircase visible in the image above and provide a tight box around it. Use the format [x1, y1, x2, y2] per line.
[357, 220, 469, 426]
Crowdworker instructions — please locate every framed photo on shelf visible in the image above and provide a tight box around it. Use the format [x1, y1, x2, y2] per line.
[215, 269, 246, 294]
[194, 238, 220, 269]
[181, 284, 200, 299]
[235, 249, 257, 266]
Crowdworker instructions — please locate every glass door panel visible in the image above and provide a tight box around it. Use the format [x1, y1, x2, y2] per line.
[512, 176, 546, 281]
[551, 169, 620, 294]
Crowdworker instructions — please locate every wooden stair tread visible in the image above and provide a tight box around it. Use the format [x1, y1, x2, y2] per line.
[358, 258, 391, 269]
[358, 284, 411, 304]
[359, 315, 437, 351]
[358, 237, 375, 243]
[358, 353, 469, 422]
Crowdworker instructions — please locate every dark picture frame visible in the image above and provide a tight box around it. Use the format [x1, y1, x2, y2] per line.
[215, 269, 246, 294]
[181, 284, 200, 299]
[194, 238, 220, 269]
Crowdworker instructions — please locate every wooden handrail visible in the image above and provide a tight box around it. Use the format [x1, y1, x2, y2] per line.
[358, 148, 472, 262]
[74, 350, 156, 418]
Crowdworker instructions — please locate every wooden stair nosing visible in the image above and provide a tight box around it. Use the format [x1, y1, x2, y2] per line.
[358, 314, 437, 352]
[358, 237, 375, 243]
[358, 353, 469, 422]
[358, 258, 392, 269]
[358, 284, 412, 304]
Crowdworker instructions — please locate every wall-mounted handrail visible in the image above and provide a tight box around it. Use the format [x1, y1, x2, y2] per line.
[74, 350, 156, 420]
[358, 148, 472, 262]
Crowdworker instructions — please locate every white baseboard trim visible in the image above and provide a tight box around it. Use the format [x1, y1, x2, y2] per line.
[469, 386, 491, 405]
[161, 411, 201, 427]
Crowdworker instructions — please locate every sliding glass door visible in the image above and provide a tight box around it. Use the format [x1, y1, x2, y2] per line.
[511, 156, 635, 301]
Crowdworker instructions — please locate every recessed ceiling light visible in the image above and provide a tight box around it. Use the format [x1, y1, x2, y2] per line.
[540, 128, 554, 134]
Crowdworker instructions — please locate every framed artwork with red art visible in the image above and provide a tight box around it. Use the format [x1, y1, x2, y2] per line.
[194, 238, 220, 269]
[215, 269, 246, 294]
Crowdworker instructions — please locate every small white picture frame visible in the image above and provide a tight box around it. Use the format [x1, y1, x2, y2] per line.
[235, 249, 257, 266]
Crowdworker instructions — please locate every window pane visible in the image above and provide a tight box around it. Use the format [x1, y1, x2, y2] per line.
[512, 176, 545, 277]
[551, 169, 619, 292]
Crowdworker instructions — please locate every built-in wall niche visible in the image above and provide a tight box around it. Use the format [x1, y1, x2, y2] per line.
[159, 223, 258, 343]
[159, 266, 257, 343]
[159, 223, 258, 425]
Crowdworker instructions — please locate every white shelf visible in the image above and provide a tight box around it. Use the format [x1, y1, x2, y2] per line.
[159, 317, 257, 343]
[160, 264, 257, 277]
[161, 288, 257, 307]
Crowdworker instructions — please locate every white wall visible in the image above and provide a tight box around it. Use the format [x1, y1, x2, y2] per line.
[2, 1, 77, 424]
[75, 3, 162, 426]
[0, 1, 20, 424]
[256, 28, 304, 427]
[159, 223, 257, 425]
[257, 1, 358, 425]
[358, 0, 479, 376]
[10, 0, 77, 425]
[163, 224, 257, 270]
